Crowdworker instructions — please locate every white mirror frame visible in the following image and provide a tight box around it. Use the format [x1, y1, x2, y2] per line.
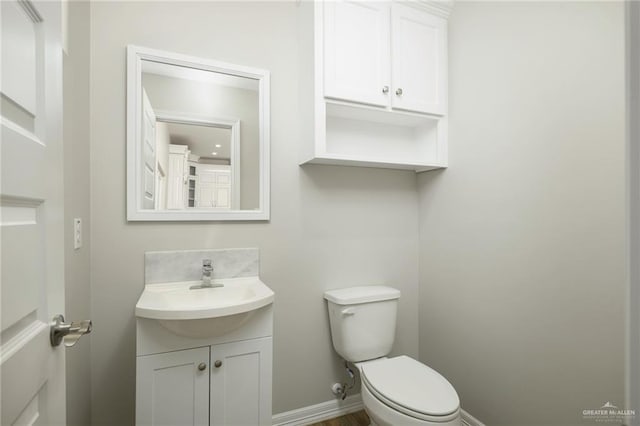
[126, 45, 270, 221]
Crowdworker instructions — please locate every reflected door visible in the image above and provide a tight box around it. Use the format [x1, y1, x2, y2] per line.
[214, 171, 231, 209]
[197, 169, 231, 209]
[141, 89, 157, 209]
[196, 170, 216, 208]
[167, 145, 188, 210]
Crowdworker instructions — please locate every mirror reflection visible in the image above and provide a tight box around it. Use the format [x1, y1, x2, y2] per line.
[140, 60, 260, 211]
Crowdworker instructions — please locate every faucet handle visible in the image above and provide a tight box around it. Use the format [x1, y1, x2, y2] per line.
[203, 259, 212, 267]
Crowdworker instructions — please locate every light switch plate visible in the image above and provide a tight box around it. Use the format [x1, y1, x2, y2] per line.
[73, 218, 82, 249]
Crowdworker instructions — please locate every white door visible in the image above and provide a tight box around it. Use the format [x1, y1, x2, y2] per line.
[210, 338, 272, 426]
[136, 347, 210, 426]
[1, 0, 66, 424]
[214, 172, 231, 209]
[196, 170, 216, 208]
[166, 151, 186, 209]
[142, 89, 156, 209]
[214, 187, 231, 209]
[154, 167, 166, 210]
[323, 0, 390, 107]
[391, 3, 447, 115]
[196, 168, 231, 209]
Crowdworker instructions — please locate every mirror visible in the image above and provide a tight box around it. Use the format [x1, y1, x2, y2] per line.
[127, 45, 270, 221]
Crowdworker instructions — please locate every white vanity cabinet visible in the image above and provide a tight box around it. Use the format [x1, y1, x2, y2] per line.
[298, 0, 452, 172]
[136, 337, 272, 426]
[136, 304, 273, 426]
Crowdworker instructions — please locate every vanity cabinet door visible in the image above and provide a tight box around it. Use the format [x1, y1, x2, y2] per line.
[391, 3, 447, 115]
[323, 0, 390, 107]
[210, 337, 273, 426]
[136, 347, 210, 426]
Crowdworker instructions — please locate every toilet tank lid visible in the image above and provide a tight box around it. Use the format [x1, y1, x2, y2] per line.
[324, 286, 400, 305]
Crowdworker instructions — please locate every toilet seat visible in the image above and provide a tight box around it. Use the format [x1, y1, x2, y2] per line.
[359, 356, 460, 422]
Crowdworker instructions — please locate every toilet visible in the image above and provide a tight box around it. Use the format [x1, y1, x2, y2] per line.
[324, 286, 461, 426]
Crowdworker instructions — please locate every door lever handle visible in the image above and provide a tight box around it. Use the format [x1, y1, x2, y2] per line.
[50, 314, 92, 347]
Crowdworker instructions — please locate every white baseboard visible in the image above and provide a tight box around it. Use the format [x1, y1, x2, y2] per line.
[272, 394, 485, 426]
[272, 394, 364, 426]
[461, 409, 486, 426]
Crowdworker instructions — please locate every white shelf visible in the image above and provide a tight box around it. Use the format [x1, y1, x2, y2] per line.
[325, 100, 443, 126]
[299, 100, 447, 172]
[303, 153, 445, 172]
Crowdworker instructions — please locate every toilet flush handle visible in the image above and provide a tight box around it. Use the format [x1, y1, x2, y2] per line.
[341, 308, 355, 316]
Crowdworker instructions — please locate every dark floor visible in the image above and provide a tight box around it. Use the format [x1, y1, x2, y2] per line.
[309, 410, 370, 426]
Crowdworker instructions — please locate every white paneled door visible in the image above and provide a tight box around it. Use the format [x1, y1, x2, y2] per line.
[196, 168, 231, 209]
[1, 0, 66, 425]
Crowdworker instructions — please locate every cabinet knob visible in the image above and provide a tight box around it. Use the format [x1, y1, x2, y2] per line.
[214, 360, 222, 368]
[395, 88, 403, 96]
[382, 85, 389, 94]
[198, 363, 207, 371]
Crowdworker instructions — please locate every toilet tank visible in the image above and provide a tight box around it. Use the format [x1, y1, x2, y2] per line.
[324, 286, 400, 362]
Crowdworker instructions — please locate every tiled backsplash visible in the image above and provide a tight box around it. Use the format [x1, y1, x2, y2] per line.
[145, 248, 259, 284]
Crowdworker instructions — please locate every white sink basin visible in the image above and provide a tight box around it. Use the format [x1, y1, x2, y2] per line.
[135, 276, 274, 338]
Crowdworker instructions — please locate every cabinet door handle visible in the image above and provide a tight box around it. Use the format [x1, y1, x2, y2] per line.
[382, 85, 389, 94]
[198, 363, 207, 371]
[395, 88, 403, 96]
[214, 360, 222, 368]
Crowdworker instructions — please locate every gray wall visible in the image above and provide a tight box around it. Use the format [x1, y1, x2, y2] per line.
[89, 2, 419, 424]
[418, 2, 626, 425]
[63, 1, 91, 425]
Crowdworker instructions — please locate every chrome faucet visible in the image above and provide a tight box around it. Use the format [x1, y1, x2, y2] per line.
[190, 259, 224, 290]
[202, 259, 213, 285]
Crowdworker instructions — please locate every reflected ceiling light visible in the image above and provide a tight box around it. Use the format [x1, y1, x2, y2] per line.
[215, 144, 222, 148]
[211, 152, 218, 155]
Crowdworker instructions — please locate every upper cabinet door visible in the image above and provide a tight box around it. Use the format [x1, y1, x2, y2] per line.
[323, 0, 390, 107]
[391, 3, 447, 115]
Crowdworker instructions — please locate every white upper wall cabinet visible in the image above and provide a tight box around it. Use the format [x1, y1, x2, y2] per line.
[391, 3, 447, 115]
[298, 1, 453, 172]
[323, 1, 447, 116]
[323, 1, 390, 107]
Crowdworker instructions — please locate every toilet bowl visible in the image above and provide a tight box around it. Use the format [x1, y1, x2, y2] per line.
[357, 356, 460, 426]
[324, 286, 461, 426]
